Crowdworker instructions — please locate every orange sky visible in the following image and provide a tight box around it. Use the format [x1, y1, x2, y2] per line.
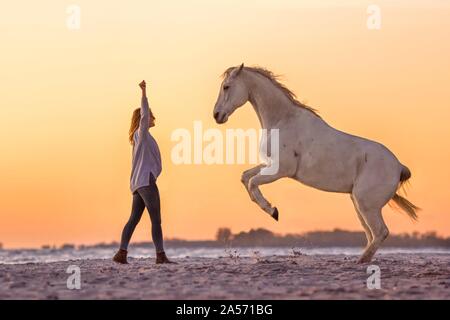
[1, 1, 449, 248]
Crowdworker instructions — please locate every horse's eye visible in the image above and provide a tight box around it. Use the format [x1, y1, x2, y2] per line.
[223, 85, 230, 91]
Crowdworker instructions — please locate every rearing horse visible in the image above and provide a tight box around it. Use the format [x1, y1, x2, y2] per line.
[213, 64, 419, 263]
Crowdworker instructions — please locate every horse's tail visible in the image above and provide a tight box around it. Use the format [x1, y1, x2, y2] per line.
[390, 165, 420, 221]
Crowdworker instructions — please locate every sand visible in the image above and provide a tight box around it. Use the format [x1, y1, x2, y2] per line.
[0, 254, 448, 299]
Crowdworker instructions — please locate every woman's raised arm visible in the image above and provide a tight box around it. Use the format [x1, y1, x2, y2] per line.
[138, 80, 150, 134]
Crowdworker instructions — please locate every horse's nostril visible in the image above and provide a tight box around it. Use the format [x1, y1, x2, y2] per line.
[214, 111, 219, 119]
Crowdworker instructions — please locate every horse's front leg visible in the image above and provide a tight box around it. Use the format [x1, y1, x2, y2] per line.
[241, 164, 266, 193]
[248, 171, 285, 221]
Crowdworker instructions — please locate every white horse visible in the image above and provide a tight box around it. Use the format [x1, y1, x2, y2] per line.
[213, 64, 419, 263]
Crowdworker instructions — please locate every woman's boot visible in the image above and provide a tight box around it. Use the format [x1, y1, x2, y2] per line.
[156, 251, 176, 264]
[113, 249, 128, 264]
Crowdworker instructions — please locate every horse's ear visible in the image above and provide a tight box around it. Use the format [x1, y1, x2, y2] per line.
[236, 63, 244, 75]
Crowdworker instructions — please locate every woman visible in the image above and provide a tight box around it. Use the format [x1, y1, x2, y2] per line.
[113, 80, 174, 264]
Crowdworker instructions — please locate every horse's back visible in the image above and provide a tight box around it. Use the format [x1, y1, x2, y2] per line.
[291, 118, 401, 193]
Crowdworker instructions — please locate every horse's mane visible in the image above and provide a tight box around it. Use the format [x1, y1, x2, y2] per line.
[222, 66, 320, 117]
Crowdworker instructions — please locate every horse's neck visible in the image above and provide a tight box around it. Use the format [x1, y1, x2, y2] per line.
[246, 73, 301, 129]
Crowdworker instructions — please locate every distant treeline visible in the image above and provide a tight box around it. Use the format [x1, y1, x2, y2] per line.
[48, 228, 450, 250]
[211, 228, 450, 248]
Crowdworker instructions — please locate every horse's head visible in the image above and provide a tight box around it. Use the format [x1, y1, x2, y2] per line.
[213, 63, 249, 124]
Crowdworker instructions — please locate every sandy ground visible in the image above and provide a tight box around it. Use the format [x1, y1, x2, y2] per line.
[0, 254, 448, 299]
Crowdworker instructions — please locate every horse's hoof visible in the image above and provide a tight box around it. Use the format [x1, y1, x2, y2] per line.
[271, 208, 279, 221]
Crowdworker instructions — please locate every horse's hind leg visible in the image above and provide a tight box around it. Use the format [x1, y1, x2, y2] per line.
[352, 162, 399, 263]
[353, 184, 396, 263]
[350, 195, 373, 249]
[356, 207, 388, 263]
[353, 185, 392, 263]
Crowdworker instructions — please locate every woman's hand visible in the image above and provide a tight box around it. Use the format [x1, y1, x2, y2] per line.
[139, 80, 147, 97]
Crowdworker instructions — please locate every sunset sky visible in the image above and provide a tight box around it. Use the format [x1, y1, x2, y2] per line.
[1, 0, 449, 248]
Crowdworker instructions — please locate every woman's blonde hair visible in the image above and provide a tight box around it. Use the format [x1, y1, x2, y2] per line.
[129, 108, 141, 145]
[129, 108, 155, 144]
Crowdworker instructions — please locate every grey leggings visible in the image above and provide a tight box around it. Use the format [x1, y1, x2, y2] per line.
[120, 173, 164, 253]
